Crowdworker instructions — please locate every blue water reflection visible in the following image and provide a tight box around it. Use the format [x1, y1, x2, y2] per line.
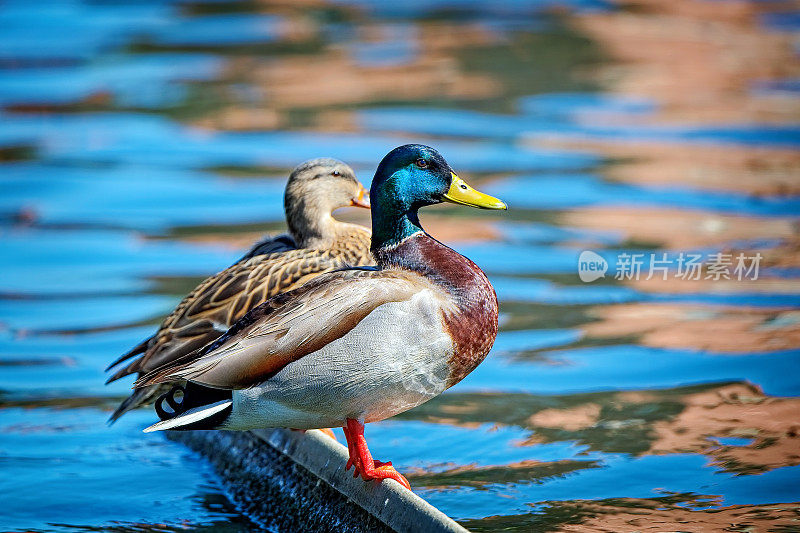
[360, 107, 800, 147]
[0, 55, 222, 107]
[463, 344, 800, 397]
[1, 407, 243, 533]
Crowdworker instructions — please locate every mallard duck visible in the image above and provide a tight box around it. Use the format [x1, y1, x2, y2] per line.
[106, 158, 372, 422]
[134, 144, 507, 489]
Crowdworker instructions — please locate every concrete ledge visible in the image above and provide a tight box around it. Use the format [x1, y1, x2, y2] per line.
[168, 428, 468, 533]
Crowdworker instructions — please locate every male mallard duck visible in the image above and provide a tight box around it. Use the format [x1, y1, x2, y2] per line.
[134, 145, 506, 489]
[106, 158, 372, 421]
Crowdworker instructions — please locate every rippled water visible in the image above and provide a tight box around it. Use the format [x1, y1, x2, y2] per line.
[2, 1, 799, 531]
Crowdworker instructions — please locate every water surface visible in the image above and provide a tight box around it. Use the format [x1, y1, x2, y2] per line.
[1, 0, 798, 531]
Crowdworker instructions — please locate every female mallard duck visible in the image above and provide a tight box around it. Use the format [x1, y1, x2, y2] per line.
[134, 144, 506, 489]
[106, 158, 372, 421]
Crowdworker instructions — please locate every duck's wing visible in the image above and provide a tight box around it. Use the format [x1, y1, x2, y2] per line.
[238, 233, 297, 261]
[134, 268, 422, 390]
[106, 248, 349, 384]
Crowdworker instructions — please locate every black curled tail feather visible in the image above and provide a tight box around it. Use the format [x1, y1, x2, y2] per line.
[153, 381, 233, 430]
[155, 384, 187, 421]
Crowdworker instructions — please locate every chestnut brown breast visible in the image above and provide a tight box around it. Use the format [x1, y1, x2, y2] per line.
[374, 233, 499, 388]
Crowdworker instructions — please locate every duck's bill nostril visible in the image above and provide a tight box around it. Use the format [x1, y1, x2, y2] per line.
[443, 173, 507, 210]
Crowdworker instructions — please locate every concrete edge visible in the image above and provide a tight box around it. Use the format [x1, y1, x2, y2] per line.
[251, 428, 469, 533]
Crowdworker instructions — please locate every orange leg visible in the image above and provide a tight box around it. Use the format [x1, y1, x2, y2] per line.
[342, 418, 411, 490]
[343, 424, 360, 475]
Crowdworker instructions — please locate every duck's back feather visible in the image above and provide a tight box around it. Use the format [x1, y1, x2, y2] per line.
[238, 233, 296, 261]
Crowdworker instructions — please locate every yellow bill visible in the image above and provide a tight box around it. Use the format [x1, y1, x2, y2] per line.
[443, 173, 507, 210]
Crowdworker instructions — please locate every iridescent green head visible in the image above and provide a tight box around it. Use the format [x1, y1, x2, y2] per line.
[370, 144, 506, 250]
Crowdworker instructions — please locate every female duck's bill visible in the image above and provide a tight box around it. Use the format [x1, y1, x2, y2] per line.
[136, 144, 507, 492]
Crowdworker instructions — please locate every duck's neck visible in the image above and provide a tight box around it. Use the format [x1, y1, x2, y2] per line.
[287, 204, 340, 249]
[370, 205, 423, 254]
[372, 206, 470, 289]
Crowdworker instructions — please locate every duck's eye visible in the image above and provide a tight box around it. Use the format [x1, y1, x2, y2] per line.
[460, 183, 468, 190]
[331, 170, 341, 177]
[415, 158, 428, 169]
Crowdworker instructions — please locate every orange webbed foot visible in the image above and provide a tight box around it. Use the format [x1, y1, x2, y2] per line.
[364, 461, 411, 490]
[342, 418, 411, 490]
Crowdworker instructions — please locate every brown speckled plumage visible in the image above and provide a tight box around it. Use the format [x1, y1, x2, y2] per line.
[106, 159, 373, 421]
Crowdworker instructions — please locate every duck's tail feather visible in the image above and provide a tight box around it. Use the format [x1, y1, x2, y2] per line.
[106, 336, 152, 372]
[108, 384, 164, 424]
[143, 400, 232, 432]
